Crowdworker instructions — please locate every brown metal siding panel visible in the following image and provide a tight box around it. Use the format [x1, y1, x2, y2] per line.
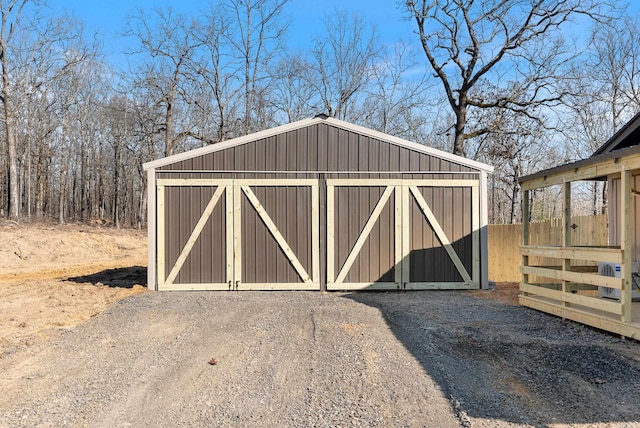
[206, 191, 225, 283]
[183, 187, 197, 283]
[411, 150, 421, 180]
[255, 186, 267, 282]
[223, 147, 234, 170]
[335, 186, 347, 278]
[358, 136, 367, 171]
[287, 134, 297, 174]
[368, 138, 379, 180]
[379, 187, 394, 282]
[315, 124, 326, 171]
[357, 185, 369, 280]
[333, 129, 346, 172]
[379, 140, 390, 175]
[419, 155, 430, 180]
[158, 122, 478, 175]
[365, 186, 379, 282]
[163, 185, 228, 286]
[242, 190, 256, 282]
[235, 145, 247, 179]
[164, 187, 176, 282]
[239, 185, 313, 284]
[300, 186, 312, 281]
[388, 145, 400, 172]
[182, 187, 197, 283]
[333, 186, 395, 283]
[255, 138, 266, 172]
[399, 144, 410, 173]
[347, 131, 358, 171]
[295, 129, 307, 178]
[409, 186, 473, 282]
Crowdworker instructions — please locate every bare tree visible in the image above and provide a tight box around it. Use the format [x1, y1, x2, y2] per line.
[360, 41, 433, 137]
[405, 0, 614, 157]
[126, 7, 203, 157]
[0, 0, 31, 220]
[578, 17, 640, 134]
[270, 52, 317, 122]
[191, 7, 241, 143]
[558, 17, 640, 216]
[309, 11, 379, 120]
[222, 0, 290, 134]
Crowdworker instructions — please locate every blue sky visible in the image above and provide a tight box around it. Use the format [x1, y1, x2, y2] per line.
[49, 0, 416, 65]
[47, 0, 640, 71]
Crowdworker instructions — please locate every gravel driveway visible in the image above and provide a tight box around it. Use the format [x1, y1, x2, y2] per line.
[1, 290, 639, 427]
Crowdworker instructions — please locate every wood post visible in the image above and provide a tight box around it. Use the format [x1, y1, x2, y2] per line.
[479, 170, 489, 289]
[621, 168, 633, 323]
[522, 190, 530, 291]
[226, 185, 233, 289]
[156, 184, 165, 289]
[326, 183, 335, 286]
[319, 175, 327, 292]
[401, 185, 410, 288]
[146, 169, 157, 291]
[562, 181, 572, 306]
[394, 185, 402, 288]
[472, 184, 480, 285]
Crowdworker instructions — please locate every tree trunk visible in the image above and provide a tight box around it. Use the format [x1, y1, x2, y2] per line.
[453, 106, 466, 157]
[510, 183, 519, 224]
[80, 138, 87, 221]
[164, 88, 176, 157]
[58, 120, 67, 224]
[113, 137, 120, 228]
[3, 78, 18, 220]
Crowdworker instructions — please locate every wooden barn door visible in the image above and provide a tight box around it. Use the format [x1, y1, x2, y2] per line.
[156, 179, 234, 291]
[234, 180, 320, 290]
[326, 179, 479, 291]
[156, 179, 320, 291]
[403, 180, 479, 289]
[326, 180, 403, 290]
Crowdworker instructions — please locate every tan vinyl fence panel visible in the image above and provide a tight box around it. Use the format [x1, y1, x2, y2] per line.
[488, 214, 608, 282]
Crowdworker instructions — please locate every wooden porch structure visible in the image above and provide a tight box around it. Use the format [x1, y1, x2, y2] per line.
[519, 144, 640, 340]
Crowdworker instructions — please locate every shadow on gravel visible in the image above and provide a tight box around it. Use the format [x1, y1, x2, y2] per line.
[67, 266, 147, 288]
[346, 291, 640, 427]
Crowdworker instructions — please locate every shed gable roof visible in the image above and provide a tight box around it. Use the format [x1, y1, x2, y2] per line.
[143, 116, 493, 173]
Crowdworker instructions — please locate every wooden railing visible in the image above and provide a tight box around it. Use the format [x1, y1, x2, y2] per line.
[520, 245, 628, 319]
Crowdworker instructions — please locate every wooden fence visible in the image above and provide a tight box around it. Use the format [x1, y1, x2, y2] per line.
[488, 214, 608, 282]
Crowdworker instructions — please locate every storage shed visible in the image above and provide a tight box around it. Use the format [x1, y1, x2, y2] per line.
[143, 116, 493, 291]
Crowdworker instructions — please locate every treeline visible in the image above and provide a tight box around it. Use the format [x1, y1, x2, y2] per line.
[0, 0, 637, 226]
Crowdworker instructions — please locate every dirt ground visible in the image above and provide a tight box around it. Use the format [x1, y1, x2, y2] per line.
[0, 222, 148, 355]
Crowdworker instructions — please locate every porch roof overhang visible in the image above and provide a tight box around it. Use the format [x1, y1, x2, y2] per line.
[519, 144, 640, 191]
